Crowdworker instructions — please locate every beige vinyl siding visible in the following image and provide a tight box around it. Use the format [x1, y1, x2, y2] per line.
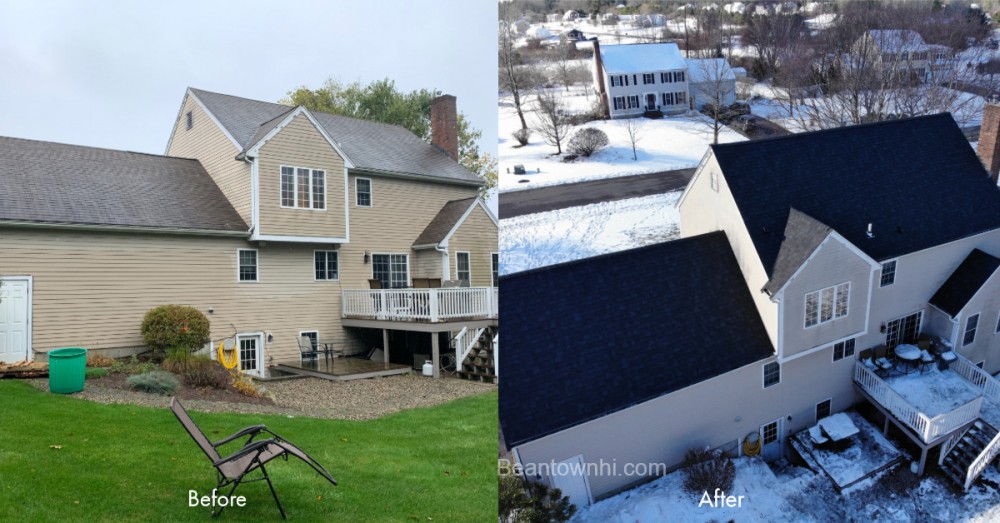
[514, 345, 858, 502]
[166, 94, 252, 223]
[448, 206, 498, 287]
[780, 237, 872, 358]
[412, 249, 444, 279]
[0, 227, 360, 363]
[679, 155, 778, 347]
[257, 114, 348, 238]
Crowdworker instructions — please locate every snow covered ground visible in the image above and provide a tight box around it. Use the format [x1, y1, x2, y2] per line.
[573, 455, 1000, 523]
[499, 86, 745, 192]
[499, 191, 681, 275]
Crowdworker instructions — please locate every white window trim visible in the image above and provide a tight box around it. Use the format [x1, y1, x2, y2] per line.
[236, 332, 264, 377]
[815, 398, 833, 422]
[491, 252, 499, 287]
[371, 252, 410, 288]
[879, 259, 898, 287]
[964, 312, 980, 347]
[761, 418, 781, 445]
[456, 251, 471, 283]
[278, 164, 327, 211]
[804, 282, 850, 329]
[237, 248, 259, 283]
[313, 250, 340, 282]
[355, 177, 373, 208]
[762, 361, 780, 389]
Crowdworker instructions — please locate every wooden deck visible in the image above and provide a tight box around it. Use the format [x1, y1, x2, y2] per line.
[0, 361, 48, 378]
[274, 357, 411, 381]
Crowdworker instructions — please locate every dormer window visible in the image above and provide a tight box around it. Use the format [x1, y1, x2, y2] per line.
[280, 166, 325, 210]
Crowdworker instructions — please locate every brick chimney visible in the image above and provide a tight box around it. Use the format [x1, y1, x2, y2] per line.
[978, 102, 1000, 185]
[431, 94, 458, 162]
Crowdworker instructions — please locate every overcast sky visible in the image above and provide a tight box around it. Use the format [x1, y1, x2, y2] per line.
[0, 1, 498, 161]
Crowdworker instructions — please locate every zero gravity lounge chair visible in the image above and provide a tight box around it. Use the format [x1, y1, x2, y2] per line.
[170, 397, 337, 518]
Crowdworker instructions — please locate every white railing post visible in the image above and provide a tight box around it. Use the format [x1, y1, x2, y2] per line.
[966, 428, 1000, 490]
[493, 333, 499, 382]
[429, 289, 439, 322]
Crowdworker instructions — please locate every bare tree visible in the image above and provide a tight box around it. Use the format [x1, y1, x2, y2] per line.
[500, 3, 534, 130]
[742, 12, 806, 78]
[532, 90, 571, 155]
[689, 57, 737, 144]
[620, 117, 645, 161]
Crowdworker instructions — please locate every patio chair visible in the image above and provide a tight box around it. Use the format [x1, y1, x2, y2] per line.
[298, 336, 321, 361]
[170, 397, 337, 519]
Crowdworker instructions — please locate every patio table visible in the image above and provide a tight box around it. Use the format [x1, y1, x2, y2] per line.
[318, 340, 345, 360]
[894, 344, 921, 374]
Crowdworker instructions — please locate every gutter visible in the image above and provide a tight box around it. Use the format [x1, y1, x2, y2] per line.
[350, 167, 483, 187]
[0, 219, 250, 238]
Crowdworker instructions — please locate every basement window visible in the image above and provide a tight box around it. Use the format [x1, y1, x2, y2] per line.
[815, 399, 832, 421]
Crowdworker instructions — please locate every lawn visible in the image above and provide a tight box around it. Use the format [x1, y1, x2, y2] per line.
[0, 380, 497, 521]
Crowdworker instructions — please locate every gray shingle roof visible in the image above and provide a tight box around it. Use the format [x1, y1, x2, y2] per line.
[0, 136, 247, 232]
[930, 249, 1000, 317]
[413, 197, 477, 247]
[763, 208, 833, 295]
[189, 88, 481, 185]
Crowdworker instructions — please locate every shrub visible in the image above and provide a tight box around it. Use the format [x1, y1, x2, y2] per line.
[682, 447, 735, 494]
[512, 128, 531, 146]
[162, 346, 195, 374]
[232, 372, 262, 398]
[126, 370, 180, 395]
[140, 305, 211, 358]
[182, 356, 230, 389]
[85, 367, 108, 380]
[522, 480, 576, 522]
[109, 359, 128, 375]
[86, 354, 115, 368]
[567, 128, 609, 157]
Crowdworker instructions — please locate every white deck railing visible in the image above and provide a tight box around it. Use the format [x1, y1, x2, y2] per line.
[854, 362, 983, 443]
[951, 355, 1000, 403]
[342, 287, 498, 322]
[966, 428, 1000, 491]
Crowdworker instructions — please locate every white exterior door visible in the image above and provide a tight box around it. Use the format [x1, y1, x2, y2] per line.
[237, 333, 264, 377]
[0, 279, 30, 363]
[551, 455, 592, 508]
[760, 418, 783, 462]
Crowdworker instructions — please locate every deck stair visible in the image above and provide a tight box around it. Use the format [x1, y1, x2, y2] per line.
[941, 419, 1000, 490]
[453, 326, 497, 384]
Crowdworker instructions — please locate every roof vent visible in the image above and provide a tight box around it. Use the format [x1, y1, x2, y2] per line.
[866, 223, 874, 239]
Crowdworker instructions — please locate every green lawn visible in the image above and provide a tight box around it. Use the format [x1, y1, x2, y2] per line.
[0, 380, 497, 522]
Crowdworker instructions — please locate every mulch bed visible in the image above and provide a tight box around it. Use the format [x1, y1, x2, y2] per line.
[87, 372, 274, 406]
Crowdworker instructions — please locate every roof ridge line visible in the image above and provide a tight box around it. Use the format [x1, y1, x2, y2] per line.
[0, 135, 198, 161]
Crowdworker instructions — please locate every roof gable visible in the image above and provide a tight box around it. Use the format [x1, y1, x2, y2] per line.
[763, 208, 832, 295]
[188, 88, 480, 185]
[712, 114, 1000, 278]
[867, 29, 927, 52]
[0, 136, 247, 233]
[600, 42, 686, 74]
[930, 249, 1000, 317]
[242, 106, 355, 168]
[413, 197, 495, 248]
[499, 232, 774, 447]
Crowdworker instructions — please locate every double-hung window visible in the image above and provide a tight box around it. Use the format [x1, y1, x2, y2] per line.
[805, 282, 849, 327]
[373, 254, 409, 289]
[627, 95, 640, 109]
[964, 313, 980, 346]
[613, 96, 626, 111]
[674, 71, 685, 82]
[661, 92, 674, 106]
[763, 362, 780, 388]
[675, 91, 687, 106]
[314, 250, 339, 281]
[880, 260, 896, 287]
[356, 178, 372, 207]
[280, 166, 325, 209]
[238, 249, 258, 282]
[660, 72, 672, 83]
[643, 73, 655, 84]
[456, 252, 471, 284]
[833, 338, 855, 361]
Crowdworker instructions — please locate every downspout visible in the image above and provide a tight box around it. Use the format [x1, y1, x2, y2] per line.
[240, 154, 257, 237]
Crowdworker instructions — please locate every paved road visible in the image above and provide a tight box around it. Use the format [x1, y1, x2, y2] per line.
[499, 168, 695, 219]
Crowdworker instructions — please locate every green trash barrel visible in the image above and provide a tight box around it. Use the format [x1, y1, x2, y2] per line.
[49, 348, 88, 394]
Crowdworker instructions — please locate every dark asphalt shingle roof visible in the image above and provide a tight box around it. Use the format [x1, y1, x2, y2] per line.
[763, 208, 833, 295]
[930, 249, 1000, 317]
[189, 88, 481, 184]
[413, 197, 477, 247]
[0, 136, 247, 232]
[499, 231, 774, 448]
[712, 114, 1000, 277]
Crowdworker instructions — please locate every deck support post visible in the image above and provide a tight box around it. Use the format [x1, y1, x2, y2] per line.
[884, 415, 890, 436]
[917, 448, 928, 475]
[382, 329, 390, 364]
[431, 332, 441, 379]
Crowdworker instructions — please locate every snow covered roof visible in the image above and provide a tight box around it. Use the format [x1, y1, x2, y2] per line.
[686, 58, 737, 83]
[868, 29, 928, 52]
[599, 42, 686, 74]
